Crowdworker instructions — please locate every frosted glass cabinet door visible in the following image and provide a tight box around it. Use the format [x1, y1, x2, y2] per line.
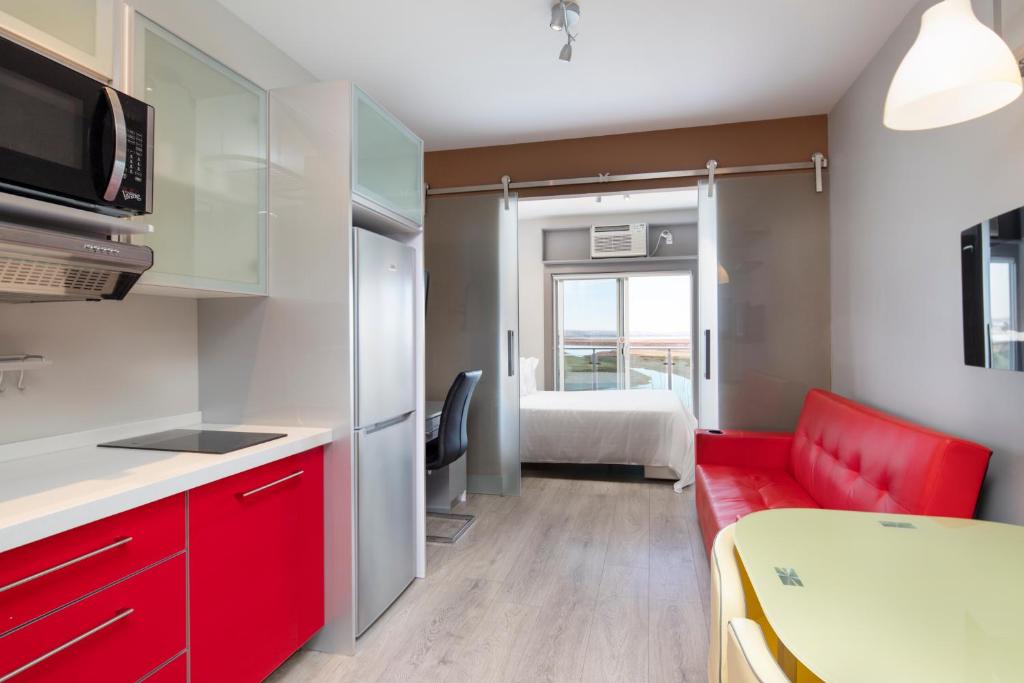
[0, 0, 113, 78]
[353, 87, 424, 227]
[132, 14, 267, 295]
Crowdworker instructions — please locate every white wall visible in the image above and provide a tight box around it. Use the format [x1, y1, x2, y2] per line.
[829, 0, 1023, 523]
[0, 1, 313, 445]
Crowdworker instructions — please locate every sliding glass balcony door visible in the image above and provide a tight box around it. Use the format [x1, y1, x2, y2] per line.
[625, 274, 693, 411]
[557, 277, 622, 391]
[554, 272, 694, 411]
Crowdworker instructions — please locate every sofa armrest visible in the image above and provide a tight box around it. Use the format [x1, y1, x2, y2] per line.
[696, 430, 793, 470]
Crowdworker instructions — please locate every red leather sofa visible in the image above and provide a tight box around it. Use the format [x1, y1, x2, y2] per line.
[695, 389, 991, 555]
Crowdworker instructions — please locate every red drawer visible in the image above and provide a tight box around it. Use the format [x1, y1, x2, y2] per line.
[0, 554, 185, 683]
[190, 448, 324, 682]
[0, 494, 184, 636]
[142, 652, 186, 683]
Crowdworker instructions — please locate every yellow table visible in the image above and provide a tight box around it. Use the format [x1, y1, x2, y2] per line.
[733, 508, 1024, 682]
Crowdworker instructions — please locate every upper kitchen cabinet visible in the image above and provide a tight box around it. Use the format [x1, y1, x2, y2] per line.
[0, 0, 113, 79]
[130, 14, 268, 296]
[352, 86, 424, 231]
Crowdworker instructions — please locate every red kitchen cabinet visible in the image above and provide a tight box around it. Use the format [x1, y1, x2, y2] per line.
[0, 554, 185, 682]
[0, 494, 185, 636]
[142, 652, 186, 682]
[189, 448, 325, 682]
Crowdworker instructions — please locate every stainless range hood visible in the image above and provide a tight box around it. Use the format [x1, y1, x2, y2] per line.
[0, 192, 153, 303]
[0, 222, 153, 303]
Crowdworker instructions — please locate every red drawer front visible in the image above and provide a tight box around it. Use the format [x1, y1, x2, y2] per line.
[190, 448, 325, 683]
[0, 553, 185, 683]
[142, 652, 186, 683]
[0, 494, 184, 636]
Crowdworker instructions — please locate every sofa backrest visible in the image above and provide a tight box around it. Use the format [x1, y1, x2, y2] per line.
[789, 390, 991, 517]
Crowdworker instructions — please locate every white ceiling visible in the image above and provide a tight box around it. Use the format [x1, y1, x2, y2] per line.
[216, 0, 918, 151]
[518, 189, 698, 220]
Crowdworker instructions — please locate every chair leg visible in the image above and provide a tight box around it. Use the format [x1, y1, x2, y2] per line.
[425, 512, 475, 544]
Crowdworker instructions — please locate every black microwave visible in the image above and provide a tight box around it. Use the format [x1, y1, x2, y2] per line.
[0, 36, 153, 216]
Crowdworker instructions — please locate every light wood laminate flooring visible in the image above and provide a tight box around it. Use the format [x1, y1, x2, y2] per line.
[269, 470, 710, 682]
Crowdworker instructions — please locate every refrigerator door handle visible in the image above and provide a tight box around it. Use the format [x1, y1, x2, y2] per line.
[507, 330, 515, 377]
[359, 411, 415, 435]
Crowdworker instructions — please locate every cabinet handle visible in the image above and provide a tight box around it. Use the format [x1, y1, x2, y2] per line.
[0, 537, 133, 595]
[240, 470, 304, 498]
[0, 608, 134, 682]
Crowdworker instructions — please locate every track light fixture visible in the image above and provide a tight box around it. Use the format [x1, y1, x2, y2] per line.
[550, 1, 580, 62]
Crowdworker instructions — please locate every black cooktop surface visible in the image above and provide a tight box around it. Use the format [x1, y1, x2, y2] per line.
[98, 429, 287, 454]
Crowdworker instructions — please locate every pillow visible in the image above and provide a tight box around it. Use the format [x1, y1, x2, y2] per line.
[520, 357, 539, 395]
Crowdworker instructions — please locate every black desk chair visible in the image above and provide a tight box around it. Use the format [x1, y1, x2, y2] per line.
[426, 369, 482, 543]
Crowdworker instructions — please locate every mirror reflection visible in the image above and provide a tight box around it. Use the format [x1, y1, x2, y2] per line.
[962, 206, 1024, 370]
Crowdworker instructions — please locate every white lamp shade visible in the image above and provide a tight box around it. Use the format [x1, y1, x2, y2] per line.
[884, 0, 1022, 131]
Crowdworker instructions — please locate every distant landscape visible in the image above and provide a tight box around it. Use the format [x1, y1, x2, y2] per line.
[562, 330, 693, 410]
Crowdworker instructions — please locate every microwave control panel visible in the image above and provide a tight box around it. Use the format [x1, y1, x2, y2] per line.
[114, 94, 154, 214]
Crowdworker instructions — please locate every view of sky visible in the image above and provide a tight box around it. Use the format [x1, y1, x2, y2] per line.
[562, 274, 692, 339]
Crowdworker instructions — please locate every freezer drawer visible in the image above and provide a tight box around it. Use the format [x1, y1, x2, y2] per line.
[354, 227, 416, 427]
[356, 414, 417, 635]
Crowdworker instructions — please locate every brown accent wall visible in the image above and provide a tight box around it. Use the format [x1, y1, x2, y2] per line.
[425, 115, 828, 197]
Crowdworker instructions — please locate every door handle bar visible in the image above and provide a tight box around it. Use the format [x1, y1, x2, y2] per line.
[0, 537, 133, 595]
[240, 470, 304, 498]
[0, 609, 134, 682]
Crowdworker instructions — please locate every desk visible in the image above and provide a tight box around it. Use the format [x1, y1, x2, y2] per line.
[425, 400, 443, 440]
[424, 399, 466, 512]
[734, 508, 1024, 682]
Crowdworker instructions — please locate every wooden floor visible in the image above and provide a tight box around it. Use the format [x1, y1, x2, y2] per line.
[269, 470, 711, 682]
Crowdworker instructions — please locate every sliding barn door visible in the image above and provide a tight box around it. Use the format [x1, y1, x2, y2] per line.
[424, 194, 521, 496]
[699, 172, 830, 432]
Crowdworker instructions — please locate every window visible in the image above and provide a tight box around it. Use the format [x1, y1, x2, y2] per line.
[554, 272, 693, 410]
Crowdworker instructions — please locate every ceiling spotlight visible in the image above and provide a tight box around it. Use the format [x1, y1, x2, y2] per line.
[550, 1, 580, 62]
[559, 40, 573, 62]
[550, 1, 580, 31]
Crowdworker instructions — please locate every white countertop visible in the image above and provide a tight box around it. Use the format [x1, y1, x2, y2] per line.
[0, 414, 334, 553]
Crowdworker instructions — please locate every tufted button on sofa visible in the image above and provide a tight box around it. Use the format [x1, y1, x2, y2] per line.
[694, 389, 992, 556]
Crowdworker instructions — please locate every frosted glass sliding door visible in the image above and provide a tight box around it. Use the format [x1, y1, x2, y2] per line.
[699, 173, 830, 431]
[424, 194, 520, 496]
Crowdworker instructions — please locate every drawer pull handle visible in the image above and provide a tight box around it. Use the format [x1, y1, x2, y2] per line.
[0, 537, 134, 595]
[0, 608, 134, 682]
[240, 470, 304, 498]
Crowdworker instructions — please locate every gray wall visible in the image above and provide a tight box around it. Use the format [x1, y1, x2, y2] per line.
[830, 0, 1022, 522]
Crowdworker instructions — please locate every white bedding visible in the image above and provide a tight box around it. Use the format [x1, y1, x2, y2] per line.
[520, 389, 698, 487]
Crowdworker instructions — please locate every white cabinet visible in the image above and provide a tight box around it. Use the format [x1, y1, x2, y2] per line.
[352, 86, 424, 230]
[0, 0, 114, 79]
[130, 13, 267, 297]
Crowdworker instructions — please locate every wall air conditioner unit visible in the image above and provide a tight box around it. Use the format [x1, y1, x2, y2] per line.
[590, 223, 648, 259]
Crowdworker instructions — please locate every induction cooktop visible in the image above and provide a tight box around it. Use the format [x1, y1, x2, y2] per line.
[98, 429, 287, 454]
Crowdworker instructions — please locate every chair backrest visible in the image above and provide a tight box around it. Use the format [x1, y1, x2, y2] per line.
[725, 619, 790, 683]
[789, 389, 991, 517]
[708, 523, 745, 683]
[435, 370, 483, 470]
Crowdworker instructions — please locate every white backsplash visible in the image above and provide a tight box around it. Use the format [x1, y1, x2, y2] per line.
[0, 294, 198, 444]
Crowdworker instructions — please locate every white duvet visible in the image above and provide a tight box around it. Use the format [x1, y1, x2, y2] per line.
[520, 389, 698, 487]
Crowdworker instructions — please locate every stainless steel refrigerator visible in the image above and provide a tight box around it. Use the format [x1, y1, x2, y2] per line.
[353, 227, 417, 636]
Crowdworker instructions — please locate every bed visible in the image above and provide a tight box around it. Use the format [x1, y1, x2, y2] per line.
[519, 389, 698, 488]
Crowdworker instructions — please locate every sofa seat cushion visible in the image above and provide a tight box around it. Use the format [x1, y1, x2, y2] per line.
[695, 464, 819, 553]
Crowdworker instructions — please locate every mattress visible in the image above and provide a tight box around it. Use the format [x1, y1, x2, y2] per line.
[520, 389, 698, 486]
